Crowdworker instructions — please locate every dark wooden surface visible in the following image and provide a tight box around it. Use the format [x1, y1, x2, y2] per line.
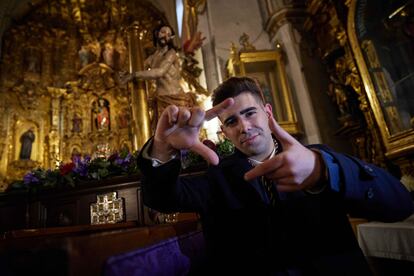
[0, 174, 144, 232]
[0, 219, 200, 276]
[0, 172, 201, 276]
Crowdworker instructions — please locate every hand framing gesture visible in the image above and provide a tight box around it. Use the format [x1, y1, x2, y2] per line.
[151, 98, 234, 165]
[244, 114, 324, 192]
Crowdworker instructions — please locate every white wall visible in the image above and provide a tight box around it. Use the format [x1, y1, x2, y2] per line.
[273, 24, 322, 144]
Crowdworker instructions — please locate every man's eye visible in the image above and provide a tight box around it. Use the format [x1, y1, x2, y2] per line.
[245, 111, 256, 117]
[225, 119, 236, 127]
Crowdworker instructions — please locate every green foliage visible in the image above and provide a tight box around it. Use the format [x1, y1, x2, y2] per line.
[216, 139, 235, 158]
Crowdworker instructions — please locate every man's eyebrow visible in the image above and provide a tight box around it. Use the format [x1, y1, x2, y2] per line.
[240, 107, 257, 115]
[223, 107, 257, 125]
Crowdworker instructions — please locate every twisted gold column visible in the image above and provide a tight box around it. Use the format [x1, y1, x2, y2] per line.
[126, 22, 151, 150]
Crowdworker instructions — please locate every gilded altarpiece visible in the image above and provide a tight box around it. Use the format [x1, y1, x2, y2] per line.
[347, 0, 414, 184]
[0, 0, 169, 189]
[304, 0, 385, 166]
[305, 0, 414, 185]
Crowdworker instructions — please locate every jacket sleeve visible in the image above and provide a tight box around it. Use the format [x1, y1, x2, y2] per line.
[310, 145, 414, 222]
[137, 138, 210, 214]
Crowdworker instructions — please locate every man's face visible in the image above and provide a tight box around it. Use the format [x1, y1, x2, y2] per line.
[219, 92, 274, 161]
[157, 26, 173, 47]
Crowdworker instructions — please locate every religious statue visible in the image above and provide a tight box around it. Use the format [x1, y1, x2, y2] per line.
[78, 38, 101, 68]
[19, 128, 35, 160]
[25, 47, 41, 74]
[114, 36, 127, 70]
[93, 98, 110, 131]
[328, 76, 350, 116]
[78, 45, 90, 68]
[121, 24, 197, 126]
[239, 33, 256, 51]
[72, 113, 82, 133]
[102, 42, 115, 68]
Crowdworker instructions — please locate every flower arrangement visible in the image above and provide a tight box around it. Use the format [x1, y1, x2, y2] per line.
[8, 150, 139, 193]
[6, 139, 235, 193]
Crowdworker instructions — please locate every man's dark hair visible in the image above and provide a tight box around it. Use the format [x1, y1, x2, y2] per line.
[153, 24, 176, 50]
[212, 77, 266, 106]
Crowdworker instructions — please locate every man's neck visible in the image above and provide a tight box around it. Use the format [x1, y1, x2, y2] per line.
[248, 146, 276, 166]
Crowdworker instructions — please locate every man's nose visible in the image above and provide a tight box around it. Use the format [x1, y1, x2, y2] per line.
[238, 118, 251, 133]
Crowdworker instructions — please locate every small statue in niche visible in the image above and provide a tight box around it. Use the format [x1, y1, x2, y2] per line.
[87, 38, 101, 63]
[78, 38, 101, 68]
[72, 113, 82, 133]
[93, 98, 110, 131]
[25, 47, 41, 74]
[114, 37, 127, 70]
[102, 42, 115, 68]
[334, 83, 350, 116]
[239, 33, 256, 51]
[78, 45, 90, 68]
[19, 128, 35, 160]
[117, 108, 130, 129]
[328, 75, 350, 116]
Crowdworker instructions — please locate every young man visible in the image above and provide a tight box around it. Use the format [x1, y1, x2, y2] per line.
[138, 77, 413, 275]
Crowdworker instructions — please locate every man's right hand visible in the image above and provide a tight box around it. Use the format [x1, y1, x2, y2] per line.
[118, 72, 134, 85]
[151, 99, 234, 165]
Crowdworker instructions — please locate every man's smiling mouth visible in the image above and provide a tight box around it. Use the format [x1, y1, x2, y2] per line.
[241, 134, 259, 144]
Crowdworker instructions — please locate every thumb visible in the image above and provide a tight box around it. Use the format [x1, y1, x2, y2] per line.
[190, 142, 220, 165]
[268, 115, 297, 146]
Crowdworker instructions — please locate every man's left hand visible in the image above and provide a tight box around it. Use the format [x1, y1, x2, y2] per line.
[244, 114, 324, 192]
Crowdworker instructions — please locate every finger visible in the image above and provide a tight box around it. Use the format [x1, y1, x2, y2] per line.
[244, 157, 283, 181]
[264, 164, 290, 180]
[268, 115, 297, 146]
[188, 107, 205, 127]
[177, 107, 191, 127]
[165, 105, 179, 125]
[155, 106, 179, 138]
[190, 142, 220, 165]
[205, 98, 234, 121]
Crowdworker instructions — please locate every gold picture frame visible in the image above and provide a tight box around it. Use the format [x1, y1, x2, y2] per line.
[348, 0, 414, 159]
[227, 46, 300, 136]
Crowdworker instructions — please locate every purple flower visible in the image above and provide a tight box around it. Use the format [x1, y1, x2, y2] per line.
[72, 156, 90, 177]
[73, 164, 88, 177]
[124, 153, 132, 163]
[83, 155, 91, 163]
[23, 172, 40, 185]
[72, 155, 81, 164]
[114, 157, 124, 166]
[114, 153, 133, 170]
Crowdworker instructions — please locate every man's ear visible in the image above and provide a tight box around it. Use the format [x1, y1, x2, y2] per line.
[264, 103, 273, 118]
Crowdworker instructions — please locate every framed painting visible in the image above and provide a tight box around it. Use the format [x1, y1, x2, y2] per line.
[227, 48, 300, 135]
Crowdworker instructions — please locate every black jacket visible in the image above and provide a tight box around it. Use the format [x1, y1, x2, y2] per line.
[138, 141, 414, 275]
